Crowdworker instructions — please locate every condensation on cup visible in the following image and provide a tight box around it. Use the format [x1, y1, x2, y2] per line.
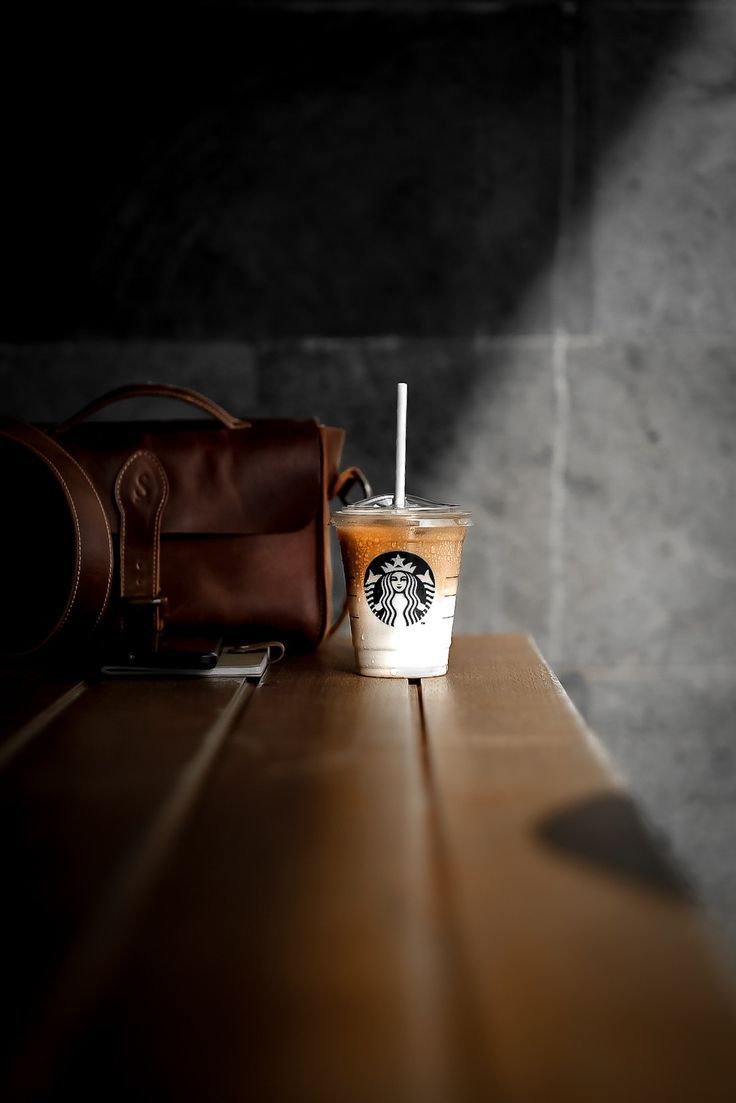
[332, 494, 472, 678]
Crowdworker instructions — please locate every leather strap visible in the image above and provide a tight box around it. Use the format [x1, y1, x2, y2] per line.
[331, 465, 372, 505]
[55, 383, 251, 433]
[114, 450, 170, 640]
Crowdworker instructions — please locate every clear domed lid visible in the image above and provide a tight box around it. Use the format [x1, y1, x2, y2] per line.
[333, 493, 471, 522]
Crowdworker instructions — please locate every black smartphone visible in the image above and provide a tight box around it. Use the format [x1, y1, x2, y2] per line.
[122, 635, 223, 670]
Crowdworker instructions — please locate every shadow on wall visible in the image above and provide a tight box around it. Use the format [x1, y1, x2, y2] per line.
[1, 6, 696, 422]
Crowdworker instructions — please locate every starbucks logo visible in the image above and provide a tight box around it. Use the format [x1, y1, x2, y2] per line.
[364, 551, 436, 628]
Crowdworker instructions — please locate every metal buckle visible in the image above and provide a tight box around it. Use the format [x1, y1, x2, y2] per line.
[121, 594, 168, 639]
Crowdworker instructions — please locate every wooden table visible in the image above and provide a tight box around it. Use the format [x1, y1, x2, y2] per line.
[1, 635, 735, 1102]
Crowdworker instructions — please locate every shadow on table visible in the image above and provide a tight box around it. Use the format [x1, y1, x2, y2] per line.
[536, 791, 693, 902]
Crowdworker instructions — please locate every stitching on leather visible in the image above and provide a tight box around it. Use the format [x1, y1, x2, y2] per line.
[76, 461, 114, 627]
[37, 457, 81, 634]
[114, 449, 169, 602]
[1, 430, 82, 640]
[114, 451, 138, 598]
[317, 427, 329, 642]
[2, 423, 117, 644]
[149, 451, 169, 594]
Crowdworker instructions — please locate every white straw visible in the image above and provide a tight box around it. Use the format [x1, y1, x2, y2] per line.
[394, 382, 407, 509]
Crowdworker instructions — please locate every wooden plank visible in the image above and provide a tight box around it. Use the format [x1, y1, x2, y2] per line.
[0, 675, 253, 1094]
[421, 634, 736, 1103]
[0, 665, 87, 757]
[35, 639, 493, 1103]
[5, 635, 735, 1102]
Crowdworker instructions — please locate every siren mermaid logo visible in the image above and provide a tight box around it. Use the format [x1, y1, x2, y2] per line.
[364, 552, 435, 628]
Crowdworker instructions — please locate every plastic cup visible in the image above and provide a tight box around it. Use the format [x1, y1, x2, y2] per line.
[331, 494, 472, 678]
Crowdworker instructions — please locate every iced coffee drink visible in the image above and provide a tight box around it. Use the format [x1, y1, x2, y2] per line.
[332, 494, 471, 678]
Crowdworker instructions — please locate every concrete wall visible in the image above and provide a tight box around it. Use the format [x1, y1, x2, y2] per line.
[2, 2, 735, 951]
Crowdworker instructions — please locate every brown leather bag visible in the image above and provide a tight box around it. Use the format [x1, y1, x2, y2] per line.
[0, 383, 369, 659]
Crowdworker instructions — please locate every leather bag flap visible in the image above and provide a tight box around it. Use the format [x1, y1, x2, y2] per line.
[63, 418, 324, 535]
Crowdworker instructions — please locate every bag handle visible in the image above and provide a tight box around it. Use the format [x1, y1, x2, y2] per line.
[332, 465, 372, 505]
[55, 383, 251, 433]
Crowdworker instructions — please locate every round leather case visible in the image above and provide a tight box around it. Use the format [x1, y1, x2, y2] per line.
[0, 422, 113, 656]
